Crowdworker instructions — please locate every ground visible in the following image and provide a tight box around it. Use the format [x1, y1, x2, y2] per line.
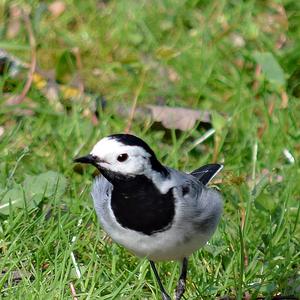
[0, 0, 299, 299]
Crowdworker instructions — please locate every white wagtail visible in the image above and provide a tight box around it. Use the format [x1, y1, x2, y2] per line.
[74, 134, 223, 300]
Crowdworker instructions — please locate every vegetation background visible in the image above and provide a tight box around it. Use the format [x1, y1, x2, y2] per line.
[0, 0, 299, 299]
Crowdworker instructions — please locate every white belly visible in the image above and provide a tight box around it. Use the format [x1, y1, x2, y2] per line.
[112, 227, 211, 261]
[91, 175, 221, 261]
[94, 197, 211, 261]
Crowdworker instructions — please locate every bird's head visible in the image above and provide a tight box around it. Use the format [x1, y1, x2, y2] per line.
[74, 134, 168, 181]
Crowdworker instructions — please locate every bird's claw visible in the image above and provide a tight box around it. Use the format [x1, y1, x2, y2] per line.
[175, 278, 186, 300]
[162, 292, 172, 300]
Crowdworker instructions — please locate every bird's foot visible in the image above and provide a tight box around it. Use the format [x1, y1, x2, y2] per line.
[175, 278, 186, 300]
[162, 292, 172, 300]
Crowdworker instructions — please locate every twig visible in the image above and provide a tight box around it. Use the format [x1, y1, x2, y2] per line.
[69, 282, 79, 300]
[125, 70, 146, 133]
[8, 8, 36, 105]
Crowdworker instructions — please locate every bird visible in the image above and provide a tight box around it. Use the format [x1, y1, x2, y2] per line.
[74, 133, 223, 300]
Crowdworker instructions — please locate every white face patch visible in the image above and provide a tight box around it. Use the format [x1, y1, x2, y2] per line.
[90, 137, 152, 175]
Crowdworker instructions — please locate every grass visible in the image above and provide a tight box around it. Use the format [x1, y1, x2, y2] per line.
[0, 0, 299, 299]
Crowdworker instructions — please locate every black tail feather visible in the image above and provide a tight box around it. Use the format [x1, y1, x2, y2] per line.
[190, 164, 223, 186]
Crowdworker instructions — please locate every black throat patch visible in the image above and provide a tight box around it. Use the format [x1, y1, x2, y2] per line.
[107, 173, 175, 235]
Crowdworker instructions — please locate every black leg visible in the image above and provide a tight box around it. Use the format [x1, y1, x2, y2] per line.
[175, 257, 188, 300]
[149, 260, 171, 300]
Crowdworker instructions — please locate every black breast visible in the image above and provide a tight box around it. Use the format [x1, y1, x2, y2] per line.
[110, 175, 175, 235]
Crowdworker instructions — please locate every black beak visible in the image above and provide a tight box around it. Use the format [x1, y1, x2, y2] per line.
[73, 154, 97, 165]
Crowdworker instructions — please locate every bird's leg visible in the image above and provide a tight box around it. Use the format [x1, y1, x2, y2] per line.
[149, 260, 171, 300]
[175, 257, 188, 300]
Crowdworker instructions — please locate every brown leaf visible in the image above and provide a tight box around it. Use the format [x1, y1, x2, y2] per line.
[147, 105, 211, 131]
[116, 104, 212, 131]
[48, 1, 66, 18]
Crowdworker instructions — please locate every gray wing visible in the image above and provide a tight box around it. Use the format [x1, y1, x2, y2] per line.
[191, 184, 223, 233]
[170, 169, 223, 235]
[91, 175, 113, 221]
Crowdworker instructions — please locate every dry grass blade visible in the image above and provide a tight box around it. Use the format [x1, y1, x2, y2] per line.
[280, 90, 288, 109]
[125, 70, 146, 133]
[69, 282, 79, 300]
[72, 47, 85, 95]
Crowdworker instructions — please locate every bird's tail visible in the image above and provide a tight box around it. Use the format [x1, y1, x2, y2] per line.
[190, 164, 223, 185]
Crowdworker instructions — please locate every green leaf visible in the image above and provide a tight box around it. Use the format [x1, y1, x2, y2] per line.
[0, 185, 24, 215]
[252, 176, 276, 213]
[23, 171, 67, 199]
[253, 51, 286, 87]
[155, 46, 180, 60]
[0, 171, 67, 215]
[55, 50, 77, 83]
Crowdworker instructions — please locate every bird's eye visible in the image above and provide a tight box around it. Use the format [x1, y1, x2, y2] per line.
[117, 153, 128, 162]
